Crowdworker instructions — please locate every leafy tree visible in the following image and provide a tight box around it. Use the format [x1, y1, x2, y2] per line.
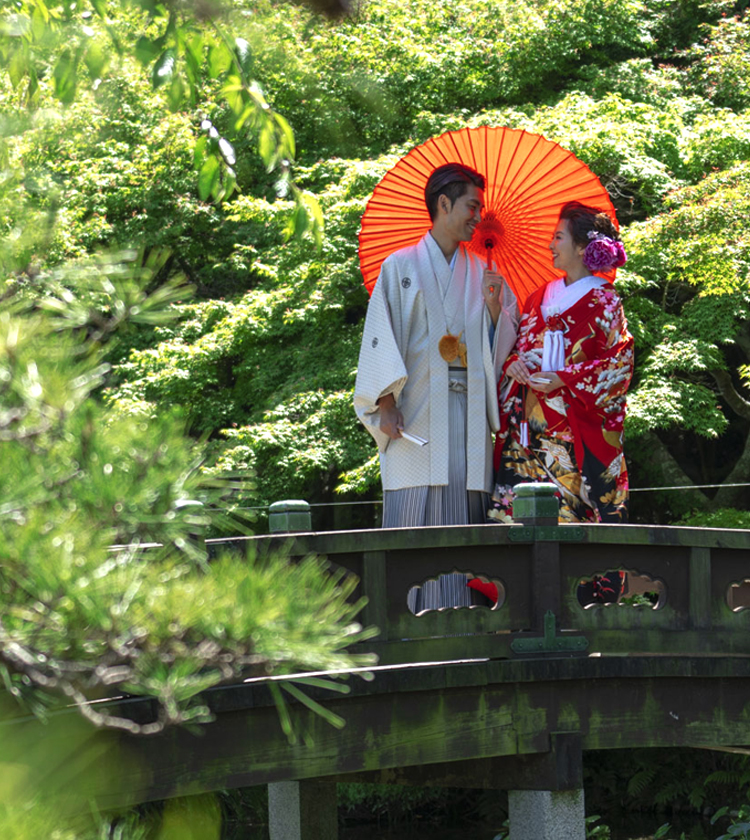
[0, 0, 322, 248]
[683, 12, 750, 111]
[105, 156, 387, 523]
[4, 0, 750, 528]
[622, 162, 750, 519]
[75, 0, 750, 527]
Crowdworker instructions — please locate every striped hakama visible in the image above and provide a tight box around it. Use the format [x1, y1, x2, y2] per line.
[382, 370, 488, 528]
[382, 370, 488, 614]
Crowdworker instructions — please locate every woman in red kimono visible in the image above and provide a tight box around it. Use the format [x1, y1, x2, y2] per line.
[489, 201, 633, 523]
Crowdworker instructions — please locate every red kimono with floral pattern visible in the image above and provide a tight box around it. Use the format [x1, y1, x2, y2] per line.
[489, 282, 634, 523]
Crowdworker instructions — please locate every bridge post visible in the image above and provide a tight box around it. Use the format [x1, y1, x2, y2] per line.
[514, 483, 561, 625]
[268, 780, 338, 840]
[507, 726, 586, 839]
[268, 500, 313, 534]
[508, 789, 585, 840]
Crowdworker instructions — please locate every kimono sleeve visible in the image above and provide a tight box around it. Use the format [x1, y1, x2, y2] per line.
[353, 270, 409, 452]
[558, 293, 634, 431]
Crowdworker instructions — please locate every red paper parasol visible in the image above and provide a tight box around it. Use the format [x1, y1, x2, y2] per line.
[358, 126, 619, 302]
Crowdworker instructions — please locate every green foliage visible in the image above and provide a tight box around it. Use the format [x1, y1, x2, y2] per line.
[620, 163, 750, 489]
[524, 91, 686, 218]
[216, 388, 374, 507]
[338, 782, 451, 823]
[682, 110, 750, 180]
[575, 58, 686, 108]
[0, 697, 228, 837]
[6, 0, 750, 528]
[678, 508, 750, 529]
[585, 748, 750, 833]
[0, 250, 376, 744]
[246, 0, 661, 158]
[104, 155, 387, 512]
[684, 14, 750, 111]
[0, 0, 322, 248]
[716, 805, 750, 840]
[626, 379, 728, 439]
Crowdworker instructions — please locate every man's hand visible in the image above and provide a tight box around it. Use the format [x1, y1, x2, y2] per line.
[482, 269, 505, 326]
[377, 393, 404, 439]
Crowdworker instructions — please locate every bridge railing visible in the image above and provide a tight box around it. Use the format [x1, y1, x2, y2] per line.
[212, 494, 750, 666]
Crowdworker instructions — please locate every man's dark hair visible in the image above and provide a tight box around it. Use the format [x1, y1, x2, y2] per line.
[424, 163, 485, 221]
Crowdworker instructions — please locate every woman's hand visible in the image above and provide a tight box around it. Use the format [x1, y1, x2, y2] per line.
[530, 372, 564, 394]
[507, 359, 532, 385]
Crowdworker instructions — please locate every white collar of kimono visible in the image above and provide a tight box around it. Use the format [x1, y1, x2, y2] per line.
[427, 233, 460, 271]
[540, 275, 606, 372]
[541, 275, 607, 319]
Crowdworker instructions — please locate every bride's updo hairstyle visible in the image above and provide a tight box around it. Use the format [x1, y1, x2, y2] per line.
[559, 201, 627, 273]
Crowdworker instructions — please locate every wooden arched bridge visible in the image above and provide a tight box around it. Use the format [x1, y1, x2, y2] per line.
[10, 488, 750, 840]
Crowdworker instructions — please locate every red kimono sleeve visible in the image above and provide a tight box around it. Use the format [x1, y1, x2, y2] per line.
[557, 294, 634, 468]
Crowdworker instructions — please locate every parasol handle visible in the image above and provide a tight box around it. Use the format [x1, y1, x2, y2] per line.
[485, 239, 496, 295]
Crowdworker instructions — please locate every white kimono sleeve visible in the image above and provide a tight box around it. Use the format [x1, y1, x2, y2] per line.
[353, 272, 408, 453]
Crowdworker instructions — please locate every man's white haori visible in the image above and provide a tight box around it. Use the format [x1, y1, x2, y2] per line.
[354, 233, 518, 493]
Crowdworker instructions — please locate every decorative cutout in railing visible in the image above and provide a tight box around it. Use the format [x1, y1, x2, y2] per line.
[576, 569, 665, 610]
[407, 572, 505, 615]
[727, 580, 750, 612]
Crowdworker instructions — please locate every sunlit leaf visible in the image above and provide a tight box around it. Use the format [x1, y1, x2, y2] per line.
[34, 0, 50, 23]
[217, 166, 236, 202]
[184, 34, 202, 91]
[152, 49, 176, 89]
[31, 4, 47, 42]
[234, 36, 252, 74]
[186, 32, 203, 67]
[134, 35, 162, 66]
[273, 112, 296, 160]
[52, 49, 77, 104]
[207, 42, 232, 79]
[167, 74, 184, 112]
[8, 48, 28, 90]
[234, 104, 256, 132]
[221, 73, 245, 115]
[258, 122, 276, 170]
[84, 40, 107, 80]
[198, 154, 220, 201]
[193, 135, 207, 170]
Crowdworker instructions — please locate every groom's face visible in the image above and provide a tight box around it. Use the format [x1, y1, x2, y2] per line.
[441, 184, 484, 243]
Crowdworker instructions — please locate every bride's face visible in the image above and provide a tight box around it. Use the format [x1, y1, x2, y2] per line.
[549, 219, 586, 275]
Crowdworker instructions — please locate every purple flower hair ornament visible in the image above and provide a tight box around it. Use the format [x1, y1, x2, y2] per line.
[583, 231, 627, 272]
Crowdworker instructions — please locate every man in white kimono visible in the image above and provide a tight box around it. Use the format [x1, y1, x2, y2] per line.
[354, 163, 519, 530]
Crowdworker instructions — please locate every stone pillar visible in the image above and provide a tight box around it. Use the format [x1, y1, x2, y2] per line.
[268, 780, 338, 840]
[508, 788, 585, 840]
